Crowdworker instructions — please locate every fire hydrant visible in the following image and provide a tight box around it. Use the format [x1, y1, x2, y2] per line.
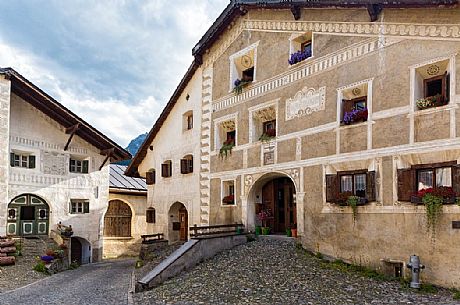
[406, 255, 425, 289]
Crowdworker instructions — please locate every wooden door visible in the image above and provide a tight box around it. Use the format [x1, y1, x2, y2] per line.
[71, 238, 82, 265]
[179, 207, 188, 241]
[261, 181, 275, 229]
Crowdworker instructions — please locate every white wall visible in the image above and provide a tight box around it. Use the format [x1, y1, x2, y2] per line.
[138, 68, 203, 239]
[1, 91, 110, 261]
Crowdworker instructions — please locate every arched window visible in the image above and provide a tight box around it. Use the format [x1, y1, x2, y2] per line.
[104, 200, 132, 237]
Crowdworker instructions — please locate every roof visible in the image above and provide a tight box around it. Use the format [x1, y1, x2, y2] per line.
[192, 0, 459, 58]
[125, 61, 200, 176]
[0, 67, 131, 162]
[110, 164, 147, 192]
[125, 0, 458, 176]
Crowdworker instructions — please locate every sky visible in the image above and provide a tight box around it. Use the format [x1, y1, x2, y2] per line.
[0, 0, 229, 147]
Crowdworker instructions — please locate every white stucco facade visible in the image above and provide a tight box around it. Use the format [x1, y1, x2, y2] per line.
[137, 68, 203, 241]
[0, 73, 126, 262]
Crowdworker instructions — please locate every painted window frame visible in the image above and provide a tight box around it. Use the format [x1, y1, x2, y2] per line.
[70, 200, 90, 214]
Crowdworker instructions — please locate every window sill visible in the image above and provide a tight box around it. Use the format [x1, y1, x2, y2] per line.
[338, 120, 369, 130]
[287, 56, 314, 68]
[410, 103, 457, 117]
[221, 204, 237, 207]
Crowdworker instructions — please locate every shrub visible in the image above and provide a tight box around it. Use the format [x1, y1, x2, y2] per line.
[33, 261, 46, 273]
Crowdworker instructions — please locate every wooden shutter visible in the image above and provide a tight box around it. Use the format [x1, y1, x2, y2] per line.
[188, 158, 193, 173]
[28, 155, 36, 169]
[325, 174, 338, 203]
[366, 171, 376, 202]
[82, 160, 89, 173]
[146, 208, 155, 223]
[446, 73, 450, 103]
[342, 99, 354, 120]
[10, 153, 15, 167]
[146, 171, 155, 185]
[161, 163, 169, 177]
[180, 159, 187, 174]
[84, 202, 89, 213]
[397, 168, 415, 201]
[452, 164, 460, 196]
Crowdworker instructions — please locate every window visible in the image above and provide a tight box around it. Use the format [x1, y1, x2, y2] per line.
[414, 59, 450, 110]
[222, 180, 236, 205]
[161, 160, 172, 178]
[340, 83, 369, 125]
[70, 158, 89, 174]
[289, 32, 313, 65]
[70, 200, 90, 214]
[183, 111, 193, 131]
[10, 153, 35, 169]
[229, 42, 258, 92]
[325, 170, 376, 203]
[146, 208, 156, 223]
[226, 130, 236, 144]
[397, 162, 460, 203]
[214, 116, 237, 153]
[146, 169, 156, 185]
[104, 200, 132, 237]
[180, 155, 193, 174]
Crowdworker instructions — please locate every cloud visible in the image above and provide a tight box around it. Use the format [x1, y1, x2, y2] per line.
[0, 0, 229, 146]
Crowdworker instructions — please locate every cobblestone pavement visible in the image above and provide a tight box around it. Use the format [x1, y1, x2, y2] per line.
[135, 238, 459, 305]
[0, 259, 135, 305]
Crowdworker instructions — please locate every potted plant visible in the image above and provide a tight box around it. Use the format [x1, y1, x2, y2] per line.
[219, 139, 235, 159]
[346, 195, 360, 223]
[233, 79, 251, 95]
[288, 48, 312, 65]
[286, 227, 292, 237]
[257, 209, 272, 235]
[40, 255, 54, 264]
[416, 94, 446, 110]
[259, 128, 276, 142]
[222, 194, 235, 205]
[291, 224, 298, 238]
[255, 226, 261, 235]
[342, 108, 368, 125]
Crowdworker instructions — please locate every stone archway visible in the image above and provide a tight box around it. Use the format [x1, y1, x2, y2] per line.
[71, 236, 91, 265]
[168, 202, 188, 242]
[246, 172, 298, 233]
[7, 194, 49, 236]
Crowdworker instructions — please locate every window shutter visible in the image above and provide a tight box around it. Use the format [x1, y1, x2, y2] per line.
[452, 164, 460, 196]
[446, 73, 450, 103]
[82, 160, 89, 173]
[28, 155, 36, 169]
[188, 158, 193, 173]
[397, 168, 415, 202]
[325, 174, 338, 203]
[180, 159, 187, 174]
[161, 164, 168, 177]
[146, 171, 155, 185]
[342, 99, 354, 120]
[84, 202, 89, 213]
[10, 153, 15, 167]
[366, 171, 376, 202]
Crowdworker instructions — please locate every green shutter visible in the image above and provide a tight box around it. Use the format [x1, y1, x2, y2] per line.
[82, 160, 89, 174]
[28, 155, 36, 169]
[10, 153, 15, 167]
[84, 202, 89, 213]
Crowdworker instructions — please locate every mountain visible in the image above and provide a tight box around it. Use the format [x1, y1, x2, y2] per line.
[116, 132, 148, 166]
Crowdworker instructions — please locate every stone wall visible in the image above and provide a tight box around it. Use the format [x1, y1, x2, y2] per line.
[0, 76, 10, 237]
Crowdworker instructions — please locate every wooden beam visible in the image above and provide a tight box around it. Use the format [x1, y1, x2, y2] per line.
[367, 4, 383, 22]
[99, 154, 111, 171]
[290, 5, 301, 21]
[64, 123, 80, 151]
[100, 147, 115, 156]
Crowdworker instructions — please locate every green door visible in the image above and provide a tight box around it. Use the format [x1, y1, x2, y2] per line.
[7, 195, 49, 236]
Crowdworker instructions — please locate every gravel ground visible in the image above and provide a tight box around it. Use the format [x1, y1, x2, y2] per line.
[135, 242, 183, 282]
[0, 254, 48, 293]
[0, 259, 135, 305]
[135, 237, 459, 305]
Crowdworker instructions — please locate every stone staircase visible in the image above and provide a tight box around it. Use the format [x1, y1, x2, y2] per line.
[14, 236, 58, 257]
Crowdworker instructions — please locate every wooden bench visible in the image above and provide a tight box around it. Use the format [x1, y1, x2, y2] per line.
[189, 223, 244, 238]
[141, 233, 164, 244]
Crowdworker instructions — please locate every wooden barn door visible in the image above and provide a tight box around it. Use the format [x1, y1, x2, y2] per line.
[104, 200, 132, 237]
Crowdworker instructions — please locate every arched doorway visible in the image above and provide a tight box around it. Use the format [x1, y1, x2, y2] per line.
[7, 194, 49, 236]
[247, 173, 297, 233]
[71, 237, 91, 265]
[104, 200, 132, 237]
[168, 202, 188, 242]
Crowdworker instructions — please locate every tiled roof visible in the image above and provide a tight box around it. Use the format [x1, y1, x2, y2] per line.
[110, 164, 147, 191]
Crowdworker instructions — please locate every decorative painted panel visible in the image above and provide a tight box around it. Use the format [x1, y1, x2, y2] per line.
[43, 151, 67, 175]
[286, 86, 326, 120]
[22, 222, 33, 235]
[7, 223, 16, 235]
[37, 222, 47, 234]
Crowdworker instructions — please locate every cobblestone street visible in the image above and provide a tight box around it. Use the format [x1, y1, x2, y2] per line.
[135, 238, 459, 305]
[0, 259, 134, 305]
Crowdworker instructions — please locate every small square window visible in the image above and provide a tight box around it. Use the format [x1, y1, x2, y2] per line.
[70, 158, 89, 174]
[70, 200, 89, 214]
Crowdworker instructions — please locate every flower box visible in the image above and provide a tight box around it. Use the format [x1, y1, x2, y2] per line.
[222, 195, 235, 205]
[288, 49, 312, 65]
[411, 187, 457, 205]
[342, 108, 368, 125]
[416, 94, 447, 110]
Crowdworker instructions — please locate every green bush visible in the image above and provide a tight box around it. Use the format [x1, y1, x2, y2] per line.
[419, 283, 438, 294]
[68, 261, 80, 270]
[33, 261, 46, 273]
[452, 289, 460, 300]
